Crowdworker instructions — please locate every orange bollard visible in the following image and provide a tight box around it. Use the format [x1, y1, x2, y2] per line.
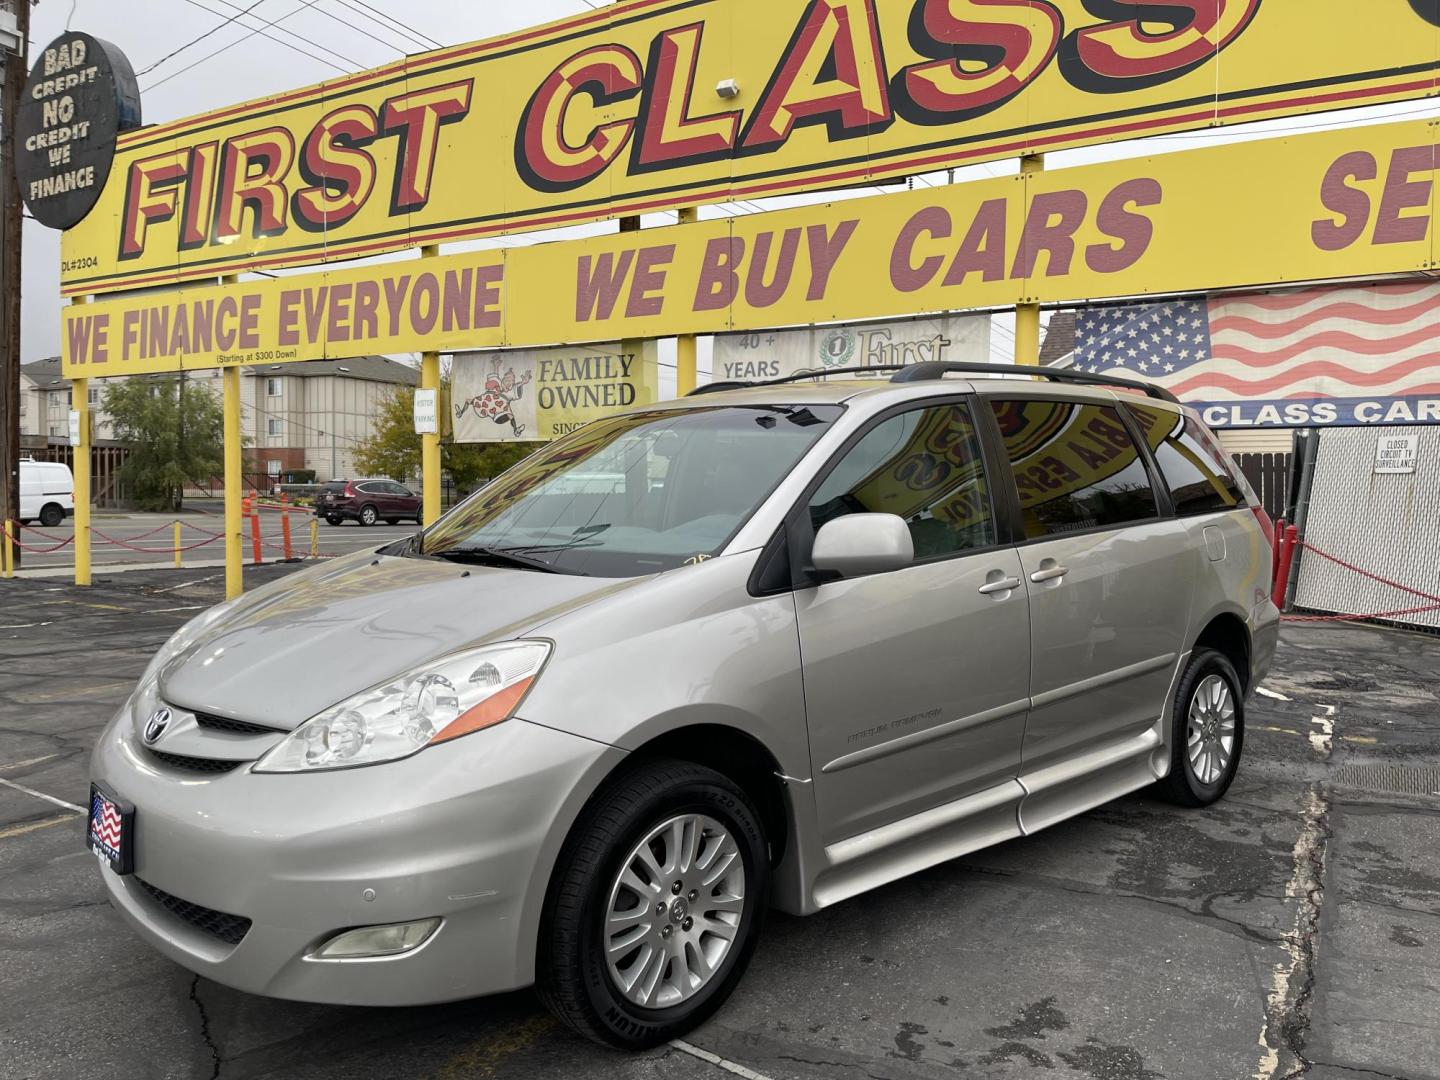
[280, 494, 293, 560]
[249, 498, 263, 565]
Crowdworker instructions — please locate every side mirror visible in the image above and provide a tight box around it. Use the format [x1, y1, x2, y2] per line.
[811, 514, 914, 578]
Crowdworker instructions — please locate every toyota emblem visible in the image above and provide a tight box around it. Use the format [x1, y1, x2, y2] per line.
[143, 707, 172, 745]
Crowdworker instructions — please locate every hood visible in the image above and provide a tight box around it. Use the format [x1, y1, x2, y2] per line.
[160, 553, 643, 727]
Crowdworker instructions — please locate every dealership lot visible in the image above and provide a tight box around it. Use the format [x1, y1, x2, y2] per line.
[2, 568, 1438, 1080]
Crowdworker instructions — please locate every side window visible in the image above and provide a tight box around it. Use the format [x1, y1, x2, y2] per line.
[809, 403, 996, 560]
[1126, 403, 1245, 516]
[988, 399, 1159, 539]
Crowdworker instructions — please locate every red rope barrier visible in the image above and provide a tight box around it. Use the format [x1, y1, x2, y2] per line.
[1282, 538, 1440, 623]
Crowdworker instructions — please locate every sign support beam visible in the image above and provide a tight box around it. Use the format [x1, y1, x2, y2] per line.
[73, 377, 91, 586]
[675, 208, 699, 394]
[1015, 153, 1045, 367]
[420, 245, 442, 526]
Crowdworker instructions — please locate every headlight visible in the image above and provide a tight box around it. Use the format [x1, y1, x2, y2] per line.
[253, 641, 551, 773]
[130, 598, 242, 718]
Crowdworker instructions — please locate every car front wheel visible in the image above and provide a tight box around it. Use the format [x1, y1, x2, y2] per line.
[1155, 648, 1245, 807]
[39, 504, 64, 528]
[537, 759, 768, 1049]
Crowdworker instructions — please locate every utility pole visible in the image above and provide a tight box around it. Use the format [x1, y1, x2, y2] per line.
[0, 0, 29, 566]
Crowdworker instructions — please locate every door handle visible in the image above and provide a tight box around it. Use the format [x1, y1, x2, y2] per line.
[977, 576, 1022, 596]
[1029, 564, 1069, 584]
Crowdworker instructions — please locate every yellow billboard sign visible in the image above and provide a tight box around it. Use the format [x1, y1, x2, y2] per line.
[60, 0, 1440, 297]
[62, 116, 1440, 377]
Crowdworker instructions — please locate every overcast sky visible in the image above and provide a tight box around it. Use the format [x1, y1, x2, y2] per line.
[21, 0, 1440, 376]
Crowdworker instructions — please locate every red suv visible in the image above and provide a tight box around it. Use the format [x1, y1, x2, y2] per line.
[316, 479, 423, 527]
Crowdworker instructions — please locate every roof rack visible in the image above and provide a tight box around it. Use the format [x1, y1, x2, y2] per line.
[685, 361, 1179, 404]
[890, 361, 1180, 403]
[687, 365, 907, 396]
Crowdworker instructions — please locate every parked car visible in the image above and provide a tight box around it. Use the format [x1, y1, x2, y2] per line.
[89, 364, 1278, 1050]
[314, 478, 421, 526]
[19, 459, 74, 527]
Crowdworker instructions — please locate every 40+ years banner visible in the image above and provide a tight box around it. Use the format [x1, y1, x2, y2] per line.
[59, 0, 1440, 297]
[61, 116, 1440, 378]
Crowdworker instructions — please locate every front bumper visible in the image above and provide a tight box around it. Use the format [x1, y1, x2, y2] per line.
[91, 711, 623, 1006]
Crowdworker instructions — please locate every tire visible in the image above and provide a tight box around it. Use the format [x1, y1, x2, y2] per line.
[537, 759, 769, 1050]
[325, 514, 343, 526]
[39, 504, 64, 528]
[358, 505, 378, 527]
[384, 518, 398, 526]
[1154, 648, 1245, 807]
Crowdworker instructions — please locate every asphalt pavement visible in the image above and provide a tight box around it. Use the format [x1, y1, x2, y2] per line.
[1, 567, 1438, 1079]
[8, 514, 418, 572]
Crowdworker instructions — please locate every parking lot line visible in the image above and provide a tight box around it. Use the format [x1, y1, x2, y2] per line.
[670, 1039, 775, 1080]
[0, 754, 59, 772]
[0, 813, 80, 840]
[0, 777, 85, 814]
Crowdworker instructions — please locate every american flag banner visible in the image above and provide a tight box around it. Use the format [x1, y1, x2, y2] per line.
[1073, 282, 1440, 428]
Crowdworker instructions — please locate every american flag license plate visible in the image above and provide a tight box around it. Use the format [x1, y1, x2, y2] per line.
[87, 784, 134, 875]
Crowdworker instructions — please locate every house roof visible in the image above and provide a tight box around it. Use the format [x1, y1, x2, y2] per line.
[1039, 311, 1076, 367]
[22, 354, 419, 389]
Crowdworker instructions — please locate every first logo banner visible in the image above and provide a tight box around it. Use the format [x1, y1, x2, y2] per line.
[59, 0, 1440, 296]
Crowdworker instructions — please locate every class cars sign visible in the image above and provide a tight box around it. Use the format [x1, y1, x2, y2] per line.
[59, 0, 1440, 297]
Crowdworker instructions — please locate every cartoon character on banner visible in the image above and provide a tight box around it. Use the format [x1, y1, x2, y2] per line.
[456, 357, 535, 437]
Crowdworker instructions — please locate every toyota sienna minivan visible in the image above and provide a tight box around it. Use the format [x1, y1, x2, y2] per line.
[89, 363, 1278, 1048]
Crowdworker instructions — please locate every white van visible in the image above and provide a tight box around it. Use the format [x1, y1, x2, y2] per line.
[19, 459, 74, 527]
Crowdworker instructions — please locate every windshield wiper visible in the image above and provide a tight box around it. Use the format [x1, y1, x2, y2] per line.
[429, 545, 582, 575]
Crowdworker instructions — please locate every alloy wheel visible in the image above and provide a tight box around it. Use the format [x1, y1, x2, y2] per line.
[603, 813, 745, 1010]
[1186, 673, 1236, 785]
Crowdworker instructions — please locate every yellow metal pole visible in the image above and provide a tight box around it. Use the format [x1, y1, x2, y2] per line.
[420, 244, 442, 526]
[173, 519, 182, 569]
[675, 207, 699, 395]
[309, 516, 318, 558]
[2, 519, 11, 578]
[223, 364, 243, 598]
[1015, 153, 1045, 367]
[73, 376, 92, 586]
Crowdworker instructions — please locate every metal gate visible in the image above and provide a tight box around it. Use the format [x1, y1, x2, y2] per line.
[1292, 427, 1440, 630]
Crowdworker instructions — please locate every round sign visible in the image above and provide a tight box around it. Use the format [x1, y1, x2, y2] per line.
[14, 32, 141, 231]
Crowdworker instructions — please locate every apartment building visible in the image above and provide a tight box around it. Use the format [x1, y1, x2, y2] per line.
[20, 355, 418, 482]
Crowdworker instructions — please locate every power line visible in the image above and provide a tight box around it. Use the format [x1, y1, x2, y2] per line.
[302, 0, 425, 57]
[145, 0, 342, 91]
[326, 0, 443, 53]
[191, 0, 366, 70]
[137, 0, 271, 75]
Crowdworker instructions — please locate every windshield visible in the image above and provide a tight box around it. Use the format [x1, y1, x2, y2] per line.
[420, 404, 843, 576]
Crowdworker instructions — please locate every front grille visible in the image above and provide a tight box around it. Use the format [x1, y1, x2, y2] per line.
[146, 749, 243, 775]
[193, 711, 283, 736]
[136, 879, 252, 945]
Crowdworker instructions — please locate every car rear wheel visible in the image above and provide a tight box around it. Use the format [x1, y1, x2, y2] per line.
[39, 504, 64, 528]
[358, 505, 378, 527]
[1155, 648, 1244, 807]
[537, 759, 768, 1049]
[325, 514, 342, 526]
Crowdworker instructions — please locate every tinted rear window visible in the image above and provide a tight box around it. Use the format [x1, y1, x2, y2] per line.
[321, 482, 348, 492]
[988, 399, 1160, 539]
[1126, 404, 1245, 516]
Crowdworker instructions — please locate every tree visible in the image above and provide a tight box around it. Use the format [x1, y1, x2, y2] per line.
[105, 377, 225, 511]
[352, 382, 542, 498]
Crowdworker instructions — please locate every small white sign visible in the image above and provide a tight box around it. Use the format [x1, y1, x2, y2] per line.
[67, 409, 82, 447]
[413, 388, 439, 435]
[1374, 433, 1418, 474]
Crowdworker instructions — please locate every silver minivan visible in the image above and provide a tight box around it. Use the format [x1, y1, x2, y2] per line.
[89, 364, 1279, 1048]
